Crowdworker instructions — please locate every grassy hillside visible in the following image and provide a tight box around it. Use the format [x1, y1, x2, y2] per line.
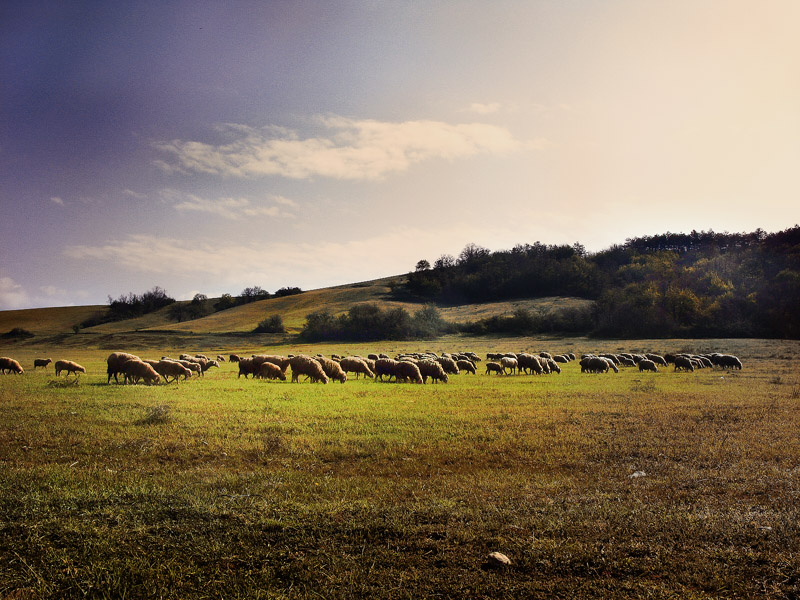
[0, 305, 106, 336]
[0, 275, 594, 341]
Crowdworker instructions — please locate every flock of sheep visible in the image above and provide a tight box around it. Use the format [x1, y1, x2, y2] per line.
[0, 349, 743, 385]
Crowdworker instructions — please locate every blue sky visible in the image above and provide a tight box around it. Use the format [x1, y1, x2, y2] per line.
[2, 0, 799, 309]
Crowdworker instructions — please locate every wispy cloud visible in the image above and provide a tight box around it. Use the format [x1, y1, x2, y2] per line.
[464, 102, 502, 115]
[50, 196, 64, 206]
[154, 116, 526, 180]
[0, 276, 29, 310]
[123, 189, 147, 199]
[160, 190, 296, 220]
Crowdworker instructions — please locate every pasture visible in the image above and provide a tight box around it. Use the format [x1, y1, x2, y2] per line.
[1, 336, 798, 599]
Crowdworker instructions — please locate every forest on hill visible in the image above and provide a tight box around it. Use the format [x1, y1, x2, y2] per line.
[395, 226, 800, 339]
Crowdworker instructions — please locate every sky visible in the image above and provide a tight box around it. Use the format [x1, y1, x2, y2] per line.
[1, 0, 799, 309]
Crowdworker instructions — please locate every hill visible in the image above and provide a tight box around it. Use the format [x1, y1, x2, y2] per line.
[0, 275, 592, 345]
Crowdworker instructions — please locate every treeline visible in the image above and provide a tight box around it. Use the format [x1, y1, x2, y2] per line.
[80, 287, 176, 328]
[397, 226, 800, 338]
[300, 304, 456, 342]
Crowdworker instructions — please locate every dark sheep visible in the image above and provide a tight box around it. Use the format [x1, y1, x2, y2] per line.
[106, 352, 140, 384]
[0, 357, 24, 374]
[638, 359, 658, 373]
[34, 358, 52, 369]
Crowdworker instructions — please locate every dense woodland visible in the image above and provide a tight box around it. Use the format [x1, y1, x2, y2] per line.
[397, 227, 800, 339]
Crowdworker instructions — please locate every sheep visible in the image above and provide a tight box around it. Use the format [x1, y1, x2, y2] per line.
[258, 361, 287, 381]
[715, 354, 743, 370]
[216, 355, 226, 362]
[0, 357, 24, 374]
[367, 353, 379, 361]
[539, 352, 552, 360]
[33, 358, 52, 369]
[638, 359, 658, 373]
[374, 358, 400, 382]
[200, 359, 220, 375]
[645, 353, 668, 367]
[252, 355, 291, 374]
[546, 359, 561, 374]
[674, 356, 695, 372]
[176, 360, 202, 377]
[237, 357, 258, 378]
[581, 357, 612, 374]
[553, 355, 569, 363]
[54, 360, 86, 376]
[418, 360, 449, 384]
[500, 356, 518, 375]
[229, 354, 241, 363]
[153, 360, 192, 383]
[120, 359, 160, 385]
[289, 355, 329, 384]
[456, 359, 476, 375]
[340, 357, 375, 379]
[486, 352, 503, 361]
[485, 362, 504, 375]
[394, 360, 423, 384]
[314, 356, 347, 383]
[517, 353, 543, 375]
[617, 356, 636, 367]
[106, 352, 140, 383]
[435, 356, 460, 375]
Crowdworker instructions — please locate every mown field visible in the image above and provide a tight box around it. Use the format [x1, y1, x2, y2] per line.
[1, 336, 799, 599]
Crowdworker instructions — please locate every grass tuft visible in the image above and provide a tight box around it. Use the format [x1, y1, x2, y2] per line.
[135, 404, 171, 425]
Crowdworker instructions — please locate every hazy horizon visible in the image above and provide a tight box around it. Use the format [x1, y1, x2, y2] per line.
[2, 1, 799, 310]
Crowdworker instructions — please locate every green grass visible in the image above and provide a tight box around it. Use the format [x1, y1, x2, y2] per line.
[1, 338, 799, 598]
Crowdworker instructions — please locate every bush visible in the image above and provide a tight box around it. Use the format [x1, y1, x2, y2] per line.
[1, 327, 34, 339]
[253, 315, 286, 334]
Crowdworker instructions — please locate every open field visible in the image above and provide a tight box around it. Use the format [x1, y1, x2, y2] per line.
[1, 337, 799, 598]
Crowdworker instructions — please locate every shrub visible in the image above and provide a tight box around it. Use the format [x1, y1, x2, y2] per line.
[1, 327, 34, 339]
[253, 315, 286, 334]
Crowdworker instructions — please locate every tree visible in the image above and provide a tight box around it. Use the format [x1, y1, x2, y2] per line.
[415, 259, 431, 272]
[253, 314, 286, 334]
[434, 254, 455, 270]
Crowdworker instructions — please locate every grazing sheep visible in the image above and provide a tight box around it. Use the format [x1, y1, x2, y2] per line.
[486, 353, 503, 361]
[367, 353, 379, 361]
[418, 360, 449, 384]
[289, 355, 329, 384]
[546, 358, 561, 374]
[374, 358, 400, 382]
[581, 357, 611, 374]
[106, 352, 140, 383]
[618, 356, 636, 367]
[200, 359, 220, 374]
[340, 357, 375, 379]
[54, 360, 86, 376]
[252, 355, 291, 374]
[539, 352, 552, 360]
[517, 353, 543, 375]
[153, 360, 192, 383]
[638, 359, 658, 373]
[674, 356, 695, 372]
[485, 362, 504, 375]
[216, 355, 226, 362]
[314, 356, 347, 383]
[714, 354, 743, 369]
[258, 361, 287, 381]
[435, 356, 460, 375]
[644, 353, 667, 367]
[34, 358, 52, 369]
[177, 360, 202, 377]
[0, 357, 24, 374]
[394, 360, 423, 384]
[500, 356, 518, 375]
[120, 359, 160, 385]
[238, 357, 258, 378]
[229, 354, 241, 363]
[553, 355, 569, 363]
[456, 359, 476, 375]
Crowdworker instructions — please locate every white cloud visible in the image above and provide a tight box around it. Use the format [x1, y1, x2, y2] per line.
[154, 116, 526, 180]
[50, 196, 64, 205]
[160, 190, 296, 220]
[0, 277, 29, 310]
[123, 189, 148, 199]
[464, 102, 502, 114]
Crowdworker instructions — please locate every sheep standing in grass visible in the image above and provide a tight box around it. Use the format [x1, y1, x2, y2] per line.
[436, 356, 460, 376]
[34, 358, 52, 370]
[106, 352, 140, 383]
[54, 360, 86, 376]
[639, 359, 658, 373]
[418, 360, 449, 384]
[456, 360, 476, 375]
[716, 354, 743, 370]
[394, 360, 423, 384]
[200, 359, 220, 375]
[517, 353, 543, 375]
[229, 354, 241, 363]
[120, 359, 160, 385]
[340, 357, 375, 379]
[500, 356, 518, 375]
[153, 360, 192, 383]
[238, 357, 258, 378]
[0, 357, 24, 374]
[485, 362, 503, 375]
[177, 360, 202, 377]
[374, 358, 400, 382]
[258, 361, 287, 381]
[314, 356, 347, 383]
[546, 358, 561, 374]
[252, 355, 291, 375]
[289, 355, 329, 383]
[674, 356, 695, 372]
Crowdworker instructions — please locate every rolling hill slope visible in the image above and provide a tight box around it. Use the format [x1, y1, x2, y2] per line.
[0, 275, 593, 340]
